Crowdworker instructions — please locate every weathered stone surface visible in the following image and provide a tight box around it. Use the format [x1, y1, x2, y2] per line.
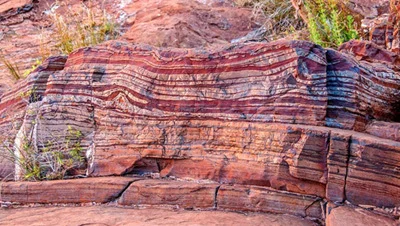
[366, 120, 400, 142]
[0, 56, 67, 180]
[120, 0, 262, 48]
[326, 204, 398, 226]
[217, 184, 323, 218]
[326, 47, 400, 130]
[339, 40, 400, 67]
[0, 40, 400, 209]
[359, 0, 400, 53]
[326, 132, 351, 203]
[344, 0, 390, 19]
[0, 177, 138, 204]
[118, 179, 218, 209]
[345, 133, 400, 207]
[0, 206, 320, 226]
[0, 0, 260, 95]
[0, 0, 31, 14]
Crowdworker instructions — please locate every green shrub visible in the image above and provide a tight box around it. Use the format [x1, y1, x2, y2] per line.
[304, 0, 359, 47]
[2, 124, 86, 181]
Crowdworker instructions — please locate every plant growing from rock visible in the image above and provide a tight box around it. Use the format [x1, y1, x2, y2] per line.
[303, 0, 359, 47]
[49, 1, 120, 54]
[0, 52, 22, 80]
[234, 0, 305, 40]
[1, 124, 86, 181]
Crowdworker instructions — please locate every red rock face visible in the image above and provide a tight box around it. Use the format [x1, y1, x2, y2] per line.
[1, 177, 138, 204]
[0, 0, 260, 95]
[359, 0, 400, 53]
[0, 0, 31, 13]
[326, 204, 398, 226]
[217, 184, 322, 218]
[0, 56, 67, 179]
[120, 0, 261, 48]
[118, 179, 219, 209]
[1, 40, 400, 210]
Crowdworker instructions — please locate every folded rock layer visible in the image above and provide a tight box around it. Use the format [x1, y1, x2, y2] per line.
[0, 40, 399, 210]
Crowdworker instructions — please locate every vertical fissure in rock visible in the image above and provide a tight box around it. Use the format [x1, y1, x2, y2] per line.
[342, 135, 352, 202]
[324, 131, 331, 184]
[304, 198, 322, 217]
[110, 180, 136, 203]
[214, 185, 221, 209]
[86, 66, 101, 176]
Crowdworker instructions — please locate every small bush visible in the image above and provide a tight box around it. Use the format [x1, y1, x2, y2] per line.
[304, 0, 359, 47]
[2, 123, 86, 181]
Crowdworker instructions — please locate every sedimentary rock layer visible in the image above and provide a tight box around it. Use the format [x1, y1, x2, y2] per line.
[217, 184, 322, 218]
[0, 176, 138, 204]
[326, 204, 398, 226]
[0, 56, 67, 179]
[118, 179, 218, 209]
[0, 40, 399, 209]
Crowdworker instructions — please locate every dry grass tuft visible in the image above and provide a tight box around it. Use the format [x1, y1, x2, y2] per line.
[49, 0, 120, 54]
[234, 0, 306, 40]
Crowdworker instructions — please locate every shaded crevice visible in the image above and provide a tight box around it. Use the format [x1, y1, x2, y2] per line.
[304, 198, 322, 216]
[109, 180, 137, 203]
[324, 131, 331, 184]
[342, 135, 352, 202]
[214, 185, 221, 209]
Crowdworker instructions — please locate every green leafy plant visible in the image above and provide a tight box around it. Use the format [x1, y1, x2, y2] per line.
[304, 0, 359, 47]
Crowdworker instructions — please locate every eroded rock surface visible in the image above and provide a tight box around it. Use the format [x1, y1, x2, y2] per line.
[1, 1, 400, 224]
[0, 40, 399, 213]
[1, 177, 138, 204]
[0, 0, 260, 94]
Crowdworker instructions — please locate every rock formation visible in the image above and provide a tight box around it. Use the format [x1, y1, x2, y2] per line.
[0, 38, 399, 224]
[0, 0, 261, 95]
[1, 0, 400, 225]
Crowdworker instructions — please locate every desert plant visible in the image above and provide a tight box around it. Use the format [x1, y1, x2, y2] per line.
[50, 1, 120, 54]
[235, 0, 305, 40]
[304, 0, 359, 47]
[1, 53, 44, 80]
[1, 124, 86, 181]
[0, 52, 22, 80]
